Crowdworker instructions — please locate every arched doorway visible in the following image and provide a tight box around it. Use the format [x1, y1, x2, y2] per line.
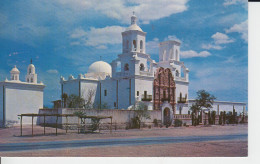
[163, 107, 171, 125]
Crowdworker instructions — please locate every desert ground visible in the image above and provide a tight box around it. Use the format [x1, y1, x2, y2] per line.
[0, 124, 247, 157]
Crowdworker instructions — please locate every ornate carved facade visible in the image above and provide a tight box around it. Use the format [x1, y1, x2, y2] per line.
[153, 67, 176, 112]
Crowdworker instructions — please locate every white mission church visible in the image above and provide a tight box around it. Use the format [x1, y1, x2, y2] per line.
[60, 14, 246, 118]
[0, 14, 246, 127]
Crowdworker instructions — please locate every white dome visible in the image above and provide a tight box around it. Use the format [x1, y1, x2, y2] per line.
[88, 61, 112, 75]
[10, 65, 20, 73]
[126, 24, 143, 32]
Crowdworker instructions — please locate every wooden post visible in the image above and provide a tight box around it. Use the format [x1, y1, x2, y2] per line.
[56, 116, 58, 136]
[44, 115, 46, 135]
[32, 116, 34, 137]
[20, 116, 22, 136]
[110, 117, 112, 134]
[66, 116, 68, 133]
[78, 117, 80, 134]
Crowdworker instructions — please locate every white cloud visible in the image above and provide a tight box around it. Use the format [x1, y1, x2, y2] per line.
[56, 0, 189, 24]
[70, 26, 125, 48]
[225, 20, 248, 42]
[211, 32, 235, 44]
[201, 44, 223, 50]
[223, 0, 248, 9]
[164, 35, 182, 43]
[181, 50, 211, 58]
[47, 69, 59, 74]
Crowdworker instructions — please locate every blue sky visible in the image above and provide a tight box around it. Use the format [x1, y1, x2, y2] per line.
[0, 0, 248, 107]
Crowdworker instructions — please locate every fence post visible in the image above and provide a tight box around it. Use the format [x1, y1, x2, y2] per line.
[20, 116, 22, 136]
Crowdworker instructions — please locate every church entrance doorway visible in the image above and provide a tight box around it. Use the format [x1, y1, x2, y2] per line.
[163, 107, 171, 125]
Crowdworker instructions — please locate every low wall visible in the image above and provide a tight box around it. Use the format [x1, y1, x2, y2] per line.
[38, 108, 162, 129]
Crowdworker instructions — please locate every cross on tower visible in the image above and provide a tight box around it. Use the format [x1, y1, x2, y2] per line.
[30, 58, 32, 64]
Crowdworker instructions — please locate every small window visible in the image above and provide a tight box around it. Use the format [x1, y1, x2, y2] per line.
[163, 90, 166, 99]
[124, 63, 129, 71]
[180, 92, 182, 98]
[27, 78, 29, 82]
[176, 70, 179, 77]
[137, 91, 139, 96]
[104, 90, 107, 96]
[15, 76, 17, 80]
[140, 63, 144, 71]
[188, 111, 190, 115]
[12, 75, 14, 80]
[31, 78, 33, 82]
[126, 40, 129, 49]
[29, 68, 31, 74]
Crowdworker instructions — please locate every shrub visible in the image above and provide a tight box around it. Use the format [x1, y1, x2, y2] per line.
[131, 116, 140, 129]
[174, 119, 182, 127]
[90, 118, 100, 132]
[183, 122, 187, 126]
[153, 119, 158, 127]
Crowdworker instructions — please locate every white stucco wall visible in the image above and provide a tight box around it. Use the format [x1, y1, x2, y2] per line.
[4, 84, 44, 124]
[0, 85, 3, 125]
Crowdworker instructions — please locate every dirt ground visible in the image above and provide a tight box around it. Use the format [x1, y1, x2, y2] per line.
[0, 124, 248, 157]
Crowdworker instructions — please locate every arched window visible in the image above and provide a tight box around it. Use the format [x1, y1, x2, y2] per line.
[15, 76, 17, 80]
[180, 92, 182, 99]
[163, 50, 166, 61]
[27, 78, 29, 82]
[31, 78, 33, 83]
[124, 63, 129, 71]
[133, 40, 137, 51]
[176, 70, 179, 77]
[140, 40, 143, 52]
[11, 75, 14, 80]
[29, 68, 31, 74]
[175, 50, 178, 60]
[140, 63, 144, 71]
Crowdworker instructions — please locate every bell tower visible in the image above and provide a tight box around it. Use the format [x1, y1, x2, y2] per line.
[26, 59, 37, 83]
[121, 12, 147, 54]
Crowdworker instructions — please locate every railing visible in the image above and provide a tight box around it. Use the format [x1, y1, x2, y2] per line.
[141, 94, 152, 101]
[139, 71, 153, 76]
[174, 114, 191, 119]
[115, 72, 130, 77]
[161, 97, 170, 102]
[177, 97, 187, 103]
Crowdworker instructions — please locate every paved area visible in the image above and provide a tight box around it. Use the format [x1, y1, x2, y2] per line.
[0, 124, 248, 157]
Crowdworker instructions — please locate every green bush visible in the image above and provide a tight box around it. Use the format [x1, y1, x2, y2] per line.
[174, 119, 182, 127]
[153, 119, 158, 127]
[90, 118, 100, 132]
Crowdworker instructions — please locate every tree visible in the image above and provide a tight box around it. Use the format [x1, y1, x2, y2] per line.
[82, 89, 96, 109]
[67, 94, 85, 108]
[189, 90, 216, 126]
[131, 101, 151, 129]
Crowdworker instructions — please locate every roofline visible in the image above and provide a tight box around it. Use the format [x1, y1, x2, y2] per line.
[188, 99, 247, 105]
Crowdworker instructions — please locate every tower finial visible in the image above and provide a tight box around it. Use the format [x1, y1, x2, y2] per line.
[30, 58, 32, 64]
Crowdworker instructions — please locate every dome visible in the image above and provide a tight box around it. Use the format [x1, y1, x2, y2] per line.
[28, 64, 35, 68]
[126, 24, 143, 32]
[88, 61, 112, 75]
[10, 65, 20, 74]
